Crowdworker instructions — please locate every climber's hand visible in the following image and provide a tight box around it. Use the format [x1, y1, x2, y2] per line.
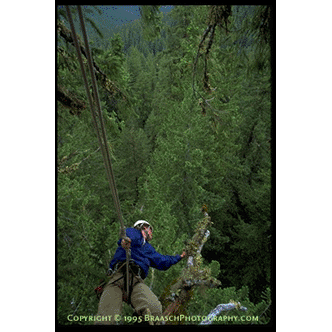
[121, 237, 131, 250]
[180, 251, 186, 259]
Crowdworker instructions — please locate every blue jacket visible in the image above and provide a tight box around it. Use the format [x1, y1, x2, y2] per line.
[109, 227, 181, 279]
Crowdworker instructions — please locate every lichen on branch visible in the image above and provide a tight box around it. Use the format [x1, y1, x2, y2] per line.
[160, 208, 221, 324]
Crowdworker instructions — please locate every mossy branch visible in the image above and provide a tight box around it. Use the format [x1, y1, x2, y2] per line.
[160, 208, 221, 324]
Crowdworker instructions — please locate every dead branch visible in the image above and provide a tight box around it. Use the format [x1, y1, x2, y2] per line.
[199, 301, 248, 325]
[159, 209, 221, 324]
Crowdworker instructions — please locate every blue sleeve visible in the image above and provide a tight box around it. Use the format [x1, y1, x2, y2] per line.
[117, 228, 142, 247]
[147, 244, 182, 270]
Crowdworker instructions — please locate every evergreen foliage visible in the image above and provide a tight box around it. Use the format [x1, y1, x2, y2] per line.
[57, 5, 273, 325]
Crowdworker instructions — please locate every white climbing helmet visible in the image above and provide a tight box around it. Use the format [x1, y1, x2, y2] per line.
[133, 220, 153, 232]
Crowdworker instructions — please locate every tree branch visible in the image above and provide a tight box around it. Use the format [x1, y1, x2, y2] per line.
[199, 301, 248, 325]
[57, 84, 86, 114]
[160, 209, 221, 324]
[57, 20, 126, 99]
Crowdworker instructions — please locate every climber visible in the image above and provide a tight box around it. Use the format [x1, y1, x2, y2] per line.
[95, 220, 186, 325]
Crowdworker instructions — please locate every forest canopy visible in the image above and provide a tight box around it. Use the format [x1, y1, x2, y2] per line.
[57, 5, 273, 325]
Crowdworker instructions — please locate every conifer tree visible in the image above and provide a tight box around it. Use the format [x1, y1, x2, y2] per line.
[112, 125, 151, 218]
[57, 5, 272, 324]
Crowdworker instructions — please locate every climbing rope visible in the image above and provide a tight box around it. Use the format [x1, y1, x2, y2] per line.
[64, 5, 130, 298]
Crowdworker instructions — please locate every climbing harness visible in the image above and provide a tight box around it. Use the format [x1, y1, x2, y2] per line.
[94, 260, 144, 303]
[65, 5, 130, 299]
[115, 260, 144, 303]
